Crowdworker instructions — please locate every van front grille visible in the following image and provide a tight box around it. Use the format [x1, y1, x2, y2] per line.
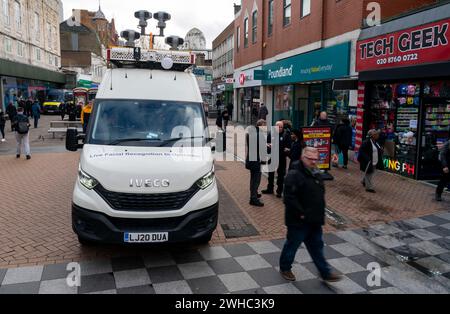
[94, 184, 199, 212]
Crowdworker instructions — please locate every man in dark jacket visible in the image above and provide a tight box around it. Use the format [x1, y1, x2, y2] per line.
[25, 97, 33, 117]
[6, 102, 17, 131]
[436, 140, 450, 201]
[358, 129, 383, 193]
[246, 119, 266, 207]
[279, 147, 342, 282]
[227, 103, 234, 121]
[288, 129, 303, 168]
[312, 111, 332, 127]
[262, 120, 292, 198]
[0, 108, 6, 142]
[333, 118, 353, 169]
[32, 100, 41, 128]
[258, 103, 269, 121]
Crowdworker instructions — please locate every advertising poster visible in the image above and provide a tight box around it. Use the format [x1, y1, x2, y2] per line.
[301, 127, 332, 170]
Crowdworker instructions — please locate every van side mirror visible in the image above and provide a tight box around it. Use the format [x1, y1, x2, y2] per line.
[66, 128, 84, 151]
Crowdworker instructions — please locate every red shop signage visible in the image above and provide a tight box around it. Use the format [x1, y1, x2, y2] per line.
[356, 18, 450, 72]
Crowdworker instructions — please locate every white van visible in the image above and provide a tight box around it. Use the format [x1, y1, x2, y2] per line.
[66, 48, 218, 245]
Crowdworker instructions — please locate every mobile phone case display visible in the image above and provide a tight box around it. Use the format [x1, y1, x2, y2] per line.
[420, 81, 450, 179]
[368, 84, 397, 158]
[395, 83, 420, 163]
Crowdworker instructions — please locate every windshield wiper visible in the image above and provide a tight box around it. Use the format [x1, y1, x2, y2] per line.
[158, 137, 205, 147]
[108, 138, 161, 145]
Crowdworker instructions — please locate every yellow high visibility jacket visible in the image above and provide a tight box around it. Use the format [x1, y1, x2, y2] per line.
[81, 104, 93, 125]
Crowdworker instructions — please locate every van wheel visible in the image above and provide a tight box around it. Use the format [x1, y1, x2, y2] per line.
[78, 236, 95, 246]
[195, 232, 213, 244]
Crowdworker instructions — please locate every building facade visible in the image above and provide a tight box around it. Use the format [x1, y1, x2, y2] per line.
[60, 6, 116, 89]
[0, 0, 65, 110]
[233, 0, 447, 129]
[212, 21, 234, 115]
[232, 0, 449, 181]
[60, 20, 107, 88]
[356, 2, 450, 181]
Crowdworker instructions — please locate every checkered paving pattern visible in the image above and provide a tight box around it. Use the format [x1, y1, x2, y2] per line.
[1, 211, 448, 294]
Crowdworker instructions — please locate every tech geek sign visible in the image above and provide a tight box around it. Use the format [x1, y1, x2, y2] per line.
[357, 19, 450, 72]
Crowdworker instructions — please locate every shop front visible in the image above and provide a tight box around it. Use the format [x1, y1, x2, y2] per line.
[262, 42, 352, 128]
[357, 8, 450, 180]
[0, 58, 66, 111]
[234, 67, 262, 126]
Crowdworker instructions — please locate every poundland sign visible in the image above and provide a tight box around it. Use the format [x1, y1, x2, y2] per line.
[357, 18, 450, 72]
[262, 42, 350, 85]
[268, 65, 293, 79]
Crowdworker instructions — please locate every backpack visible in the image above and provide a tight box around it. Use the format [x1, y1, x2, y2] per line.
[17, 119, 29, 134]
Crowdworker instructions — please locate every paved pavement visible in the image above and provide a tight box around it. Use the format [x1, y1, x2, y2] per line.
[0, 117, 449, 293]
[0, 212, 449, 294]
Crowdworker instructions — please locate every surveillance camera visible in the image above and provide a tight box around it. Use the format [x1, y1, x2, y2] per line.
[120, 30, 141, 47]
[154, 11, 171, 28]
[165, 36, 184, 50]
[153, 11, 171, 37]
[135, 10, 152, 34]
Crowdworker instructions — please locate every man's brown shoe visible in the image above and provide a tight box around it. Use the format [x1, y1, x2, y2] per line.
[280, 270, 296, 281]
[322, 273, 343, 283]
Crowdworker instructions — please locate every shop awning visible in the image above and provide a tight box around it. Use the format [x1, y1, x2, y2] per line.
[0, 58, 66, 84]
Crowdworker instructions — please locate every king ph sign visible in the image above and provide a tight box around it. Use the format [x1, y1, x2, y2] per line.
[356, 18, 450, 72]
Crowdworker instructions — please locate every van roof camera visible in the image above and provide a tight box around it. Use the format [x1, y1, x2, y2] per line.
[120, 30, 141, 47]
[153, 11, 171, 37]
[134, 10, 152, 35]
[165, 36, 184, 50]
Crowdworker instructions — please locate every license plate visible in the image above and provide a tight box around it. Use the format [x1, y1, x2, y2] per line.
[124, 232, 168, 243]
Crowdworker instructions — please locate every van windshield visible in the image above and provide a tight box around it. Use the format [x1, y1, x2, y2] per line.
[88, 100, 207, 147]
[46, 91, 63, 102]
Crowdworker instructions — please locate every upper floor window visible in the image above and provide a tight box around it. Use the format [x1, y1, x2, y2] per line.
[17, 41, 24, 57]
[4, 36, 12, 53]
[14, 1, 21, 31]
[47, 22, 51, 48]
[252, 11, 258, 43]
[236, 26, 240, 51]
[2, 0, 9, 26]
[34, 12, 40, 41]
[252, 11, 257, 43]
[244, 17, 249, 47]
[53, 26, 57, 49]
[301, 0, 311, 17]
[268, 0, 274, 36]
[283, 0, 291, 26]
[36, 47, 41, 61]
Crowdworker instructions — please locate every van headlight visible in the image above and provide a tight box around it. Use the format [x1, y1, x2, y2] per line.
[78, 166, 99, 190]
[196, 170, 215, 190]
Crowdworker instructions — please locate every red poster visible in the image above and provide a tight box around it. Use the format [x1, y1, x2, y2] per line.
[301, 127, 332, 170]
[356, 18, 450, 72]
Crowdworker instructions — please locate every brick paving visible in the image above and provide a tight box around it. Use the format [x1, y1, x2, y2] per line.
[0, 119, 448, 269]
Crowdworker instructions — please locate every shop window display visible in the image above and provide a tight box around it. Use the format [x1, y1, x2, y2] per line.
[274, 85, 293, 123]
[323, 82, 350, 127]
[367, 82, 420, 176]
[420, 80, 450, 179]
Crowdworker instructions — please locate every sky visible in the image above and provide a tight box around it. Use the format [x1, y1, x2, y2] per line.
[61, 0, 239, 49]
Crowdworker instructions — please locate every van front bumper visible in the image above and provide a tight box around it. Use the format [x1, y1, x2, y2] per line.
[72, 203, 218, 244]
